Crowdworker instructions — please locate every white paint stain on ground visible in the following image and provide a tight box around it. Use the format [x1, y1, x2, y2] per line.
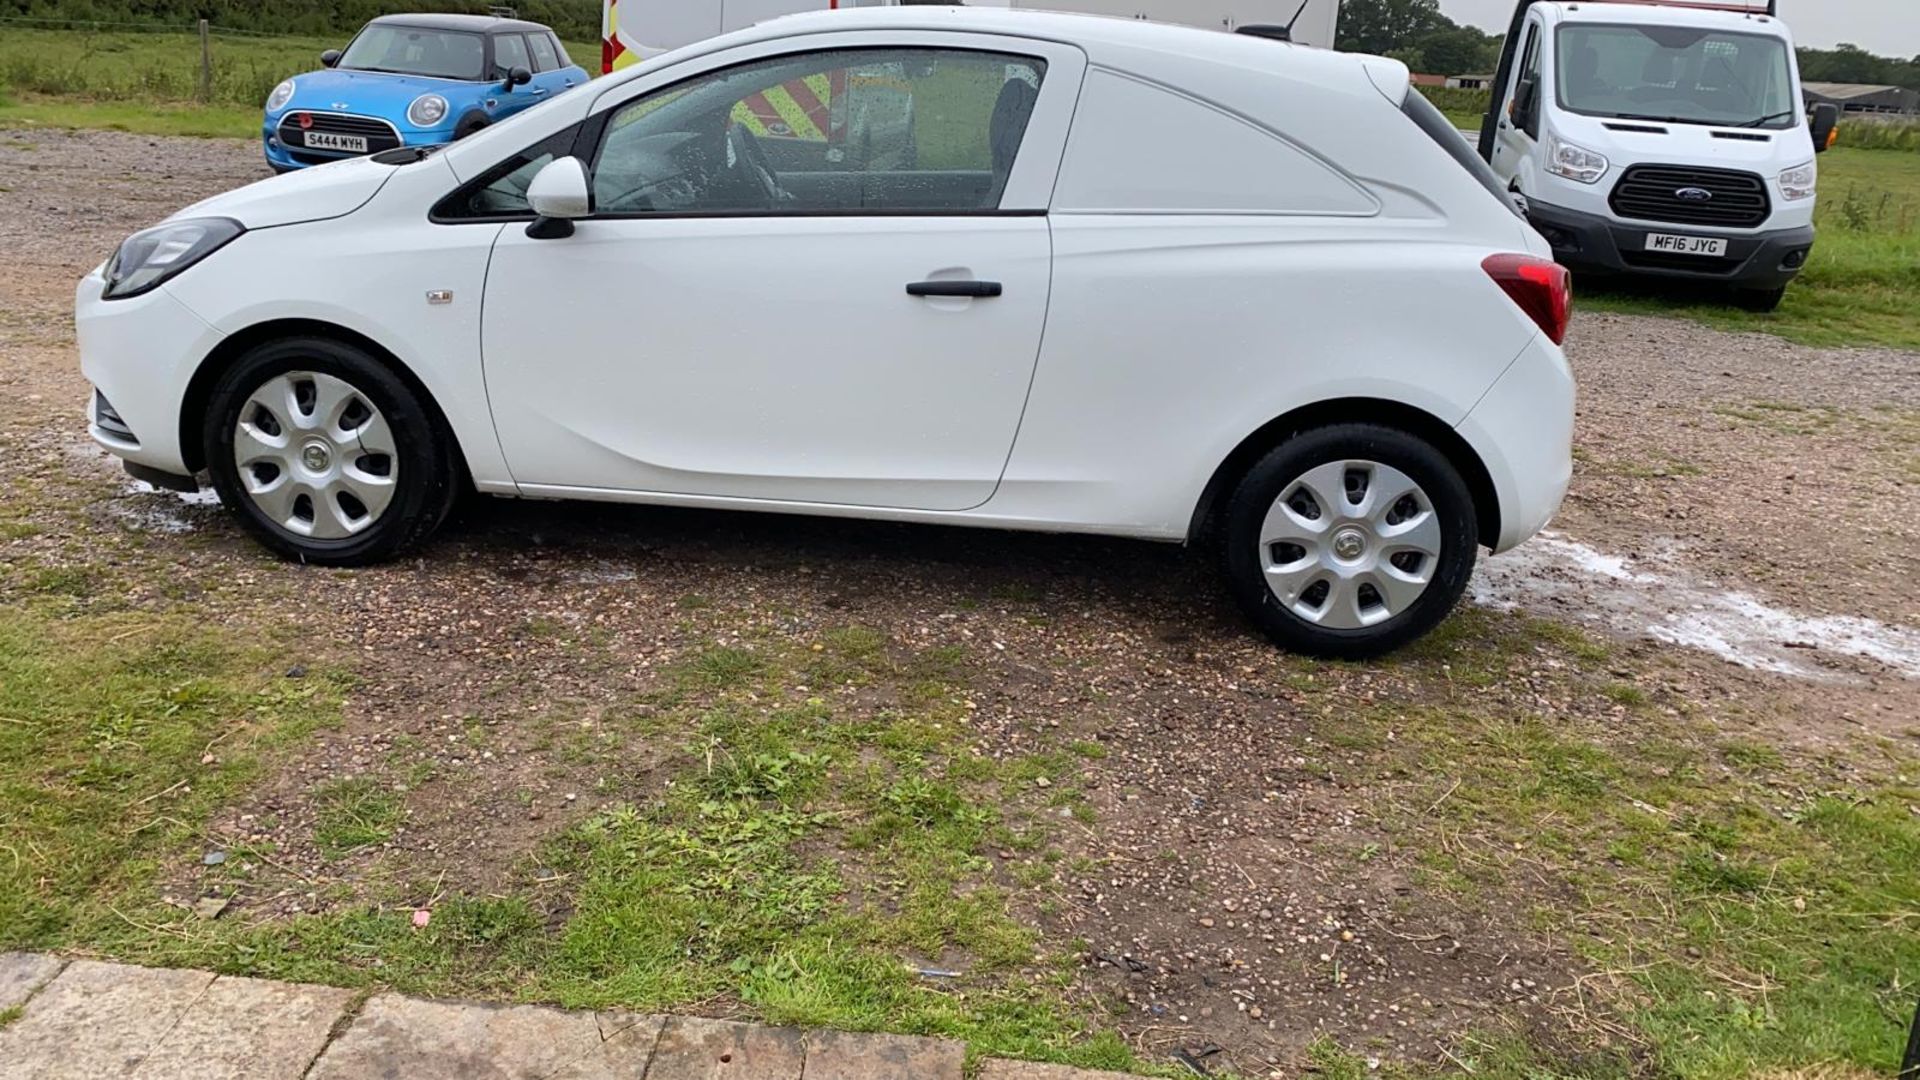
[118, 479, 221, 533]
[1474, 533, 1920, 681]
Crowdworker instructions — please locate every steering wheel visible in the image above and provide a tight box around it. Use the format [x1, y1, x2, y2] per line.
[726, 123, 789, 206]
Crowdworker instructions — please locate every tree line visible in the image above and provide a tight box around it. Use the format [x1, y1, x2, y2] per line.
[1335, 0, 1919, 91]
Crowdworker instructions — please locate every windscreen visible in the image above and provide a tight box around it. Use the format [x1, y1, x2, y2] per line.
[339, 26, 486, 80]
[1555, 24, 1797, 129]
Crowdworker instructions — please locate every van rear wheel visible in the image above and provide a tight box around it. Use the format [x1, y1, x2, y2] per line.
[1221, 424, 1478, 658]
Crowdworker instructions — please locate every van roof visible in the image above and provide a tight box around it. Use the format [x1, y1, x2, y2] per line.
[1536, 2, 1791, 38]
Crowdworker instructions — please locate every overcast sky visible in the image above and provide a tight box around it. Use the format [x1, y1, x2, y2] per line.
[1435, 0, 1920, 57]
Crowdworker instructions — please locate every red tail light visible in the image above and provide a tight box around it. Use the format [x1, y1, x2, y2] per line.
[1482, 254, 1572, 345]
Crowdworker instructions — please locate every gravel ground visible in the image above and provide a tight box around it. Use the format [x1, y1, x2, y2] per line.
[4, 127, 1918, 1073]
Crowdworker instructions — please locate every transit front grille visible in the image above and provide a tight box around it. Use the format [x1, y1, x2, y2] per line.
[275, 111, 402, 158]
[1608, 164, 1771, 228]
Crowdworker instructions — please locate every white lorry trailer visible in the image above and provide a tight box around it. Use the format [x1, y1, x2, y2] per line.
[1474, 0, 1839, 310]
[601, 0, 1339, 69]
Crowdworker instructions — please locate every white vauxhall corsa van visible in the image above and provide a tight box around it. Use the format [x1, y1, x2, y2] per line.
[78, 8, 1573, 659]
[1477, 0, 1839, 310]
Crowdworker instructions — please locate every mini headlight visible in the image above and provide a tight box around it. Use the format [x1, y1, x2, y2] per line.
[407, 93, 450, 128]
[1779, 160, 1817, 201]
[266, 79, 295, 112]
[102, 218, 245, 300]
[1545, 133, 1609, 185]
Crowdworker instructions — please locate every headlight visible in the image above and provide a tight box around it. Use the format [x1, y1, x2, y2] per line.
[266, 79, 295, 112]
[102, 218, 245, 300]
[1779, 160, 1816, 201]
[407, 94, 449, 128]
[1545, 133, 1609, 185]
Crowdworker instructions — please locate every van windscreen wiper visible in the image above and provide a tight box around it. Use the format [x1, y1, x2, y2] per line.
[1737, 110, 1798, 128]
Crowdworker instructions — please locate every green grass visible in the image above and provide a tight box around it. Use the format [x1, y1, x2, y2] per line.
[0, 94, 258, 137]
[311, 778, 402, 857]
[6, 629, 1151, 1073]
[0, 597, 343, 946]
[1326, 614, 1920, 1079]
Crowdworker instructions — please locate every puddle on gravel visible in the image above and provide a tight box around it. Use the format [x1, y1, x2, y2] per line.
[1473, 533, 1920, 681]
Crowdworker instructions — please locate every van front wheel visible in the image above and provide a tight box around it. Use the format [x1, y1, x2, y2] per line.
[1734, 286, 1786, 313]
[1221, 424, 1479, 659]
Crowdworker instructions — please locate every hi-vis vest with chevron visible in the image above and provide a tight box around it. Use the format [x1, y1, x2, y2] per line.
[602, 0, 860, 143]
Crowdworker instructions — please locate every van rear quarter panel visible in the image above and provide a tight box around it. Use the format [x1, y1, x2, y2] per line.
[995, 220, 1540, 536]
[993, 48, 1546, 537]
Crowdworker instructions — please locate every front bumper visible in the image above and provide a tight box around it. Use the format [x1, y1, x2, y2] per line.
[1526, 199, 1815, 290]
[262, 119, 453, 170]
[76, 270, 225, 476]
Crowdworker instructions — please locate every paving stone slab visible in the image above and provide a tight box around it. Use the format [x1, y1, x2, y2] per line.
[0, 953, 65, 1012]
[309, 995, 662, 1080]
[132, 974, 358, 1079]
[800, 1030, 965, 1080]
[0, 959, 215, 1080]
[977, 1062, 1143, 1080]
[644, 1016, 807, 1079]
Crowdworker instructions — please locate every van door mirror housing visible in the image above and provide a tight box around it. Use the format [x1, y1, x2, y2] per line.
[320, 49, 341, 68]
[1513, 75, 1541, 137]
[526, 156, 590, 239]
[1809, 102, 1840, 154]
[504, 65, 533, 91]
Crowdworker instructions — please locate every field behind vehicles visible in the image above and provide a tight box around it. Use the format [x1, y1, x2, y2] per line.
[0, 25, 601, 115]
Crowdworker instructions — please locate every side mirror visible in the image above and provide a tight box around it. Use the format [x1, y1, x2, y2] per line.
[1809, 102, 1840, 154]
[526, 156, 590, 239]
[504, 65, 533, 91]
[320, 49, 341, 68]
[1512, 75, 1540, 136]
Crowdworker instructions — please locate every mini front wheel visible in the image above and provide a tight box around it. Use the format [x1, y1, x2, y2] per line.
[1222, 424, 1479, 658]
[203, 337, 459, 566]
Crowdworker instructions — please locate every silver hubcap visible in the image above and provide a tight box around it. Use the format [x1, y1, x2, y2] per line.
[233, 371, 397, 541]
[1258, 460, 1442, 630]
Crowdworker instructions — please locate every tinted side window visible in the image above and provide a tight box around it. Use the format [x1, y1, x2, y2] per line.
[550, 34, 573, 68]
[493, 33, 532, 77]
[528, 33, 560, 73]
[590, 48, 1045, 216]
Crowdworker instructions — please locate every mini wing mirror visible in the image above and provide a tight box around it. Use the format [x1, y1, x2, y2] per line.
[320, 49, 342, 67]
[504, 65, 533, 91]
[526, 156, 590, 239]
[1809, 102, 1840, 154]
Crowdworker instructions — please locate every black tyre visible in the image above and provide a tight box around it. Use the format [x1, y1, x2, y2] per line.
[1221, 424, 1479, 659]
[453, 113, 490, 140]
[203, 337, 460, 566]
[1734, 286, 1787, 313]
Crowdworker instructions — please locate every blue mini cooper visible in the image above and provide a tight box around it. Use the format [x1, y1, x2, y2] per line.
[263, 13, 588, 172]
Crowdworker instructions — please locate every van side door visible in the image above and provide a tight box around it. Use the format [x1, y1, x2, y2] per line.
[1492, 16, 1545, 186]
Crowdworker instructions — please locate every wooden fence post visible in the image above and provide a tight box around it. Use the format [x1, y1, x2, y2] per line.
[197, 19, 211, 103]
